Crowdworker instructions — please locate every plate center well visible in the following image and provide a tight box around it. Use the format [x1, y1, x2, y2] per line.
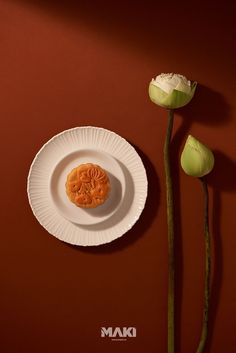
[50, 149, 125, 225]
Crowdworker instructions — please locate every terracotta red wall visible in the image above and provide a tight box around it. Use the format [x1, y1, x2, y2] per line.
[1, 1, 235, 352]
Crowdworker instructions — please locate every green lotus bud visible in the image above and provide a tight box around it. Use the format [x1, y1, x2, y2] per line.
[149, 73, 197, 109]
[181, 135, 214, 177]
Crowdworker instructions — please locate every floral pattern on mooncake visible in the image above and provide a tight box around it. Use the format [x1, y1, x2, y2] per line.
[65, 163, 110, 208]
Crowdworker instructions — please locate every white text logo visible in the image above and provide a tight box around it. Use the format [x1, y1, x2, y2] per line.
[101, 327, 136, 341]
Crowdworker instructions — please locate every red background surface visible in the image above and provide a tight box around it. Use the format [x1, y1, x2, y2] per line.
[0, 1, 235, 352]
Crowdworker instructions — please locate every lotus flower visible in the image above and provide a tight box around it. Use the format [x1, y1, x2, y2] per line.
[149, 73, 197, 109]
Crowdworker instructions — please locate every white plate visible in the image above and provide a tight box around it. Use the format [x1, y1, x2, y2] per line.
[27, 126, 148, 246]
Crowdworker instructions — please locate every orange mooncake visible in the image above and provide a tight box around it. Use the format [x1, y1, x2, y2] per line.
[65, 163, 110, 208]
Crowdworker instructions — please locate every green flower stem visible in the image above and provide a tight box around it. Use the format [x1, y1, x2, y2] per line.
[197, 177, 211, 353]
[164, 109, 175, 353]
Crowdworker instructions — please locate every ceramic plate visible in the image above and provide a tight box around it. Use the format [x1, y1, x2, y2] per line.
[27, 126, 148, 246]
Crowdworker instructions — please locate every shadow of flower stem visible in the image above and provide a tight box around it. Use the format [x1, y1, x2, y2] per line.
[164, 109, 175, 353]
[196, 177, 211, 353]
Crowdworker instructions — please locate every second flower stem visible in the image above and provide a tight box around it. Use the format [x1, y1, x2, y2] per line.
[164, 109, 175, 353]
[196, 177, 211, 353]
